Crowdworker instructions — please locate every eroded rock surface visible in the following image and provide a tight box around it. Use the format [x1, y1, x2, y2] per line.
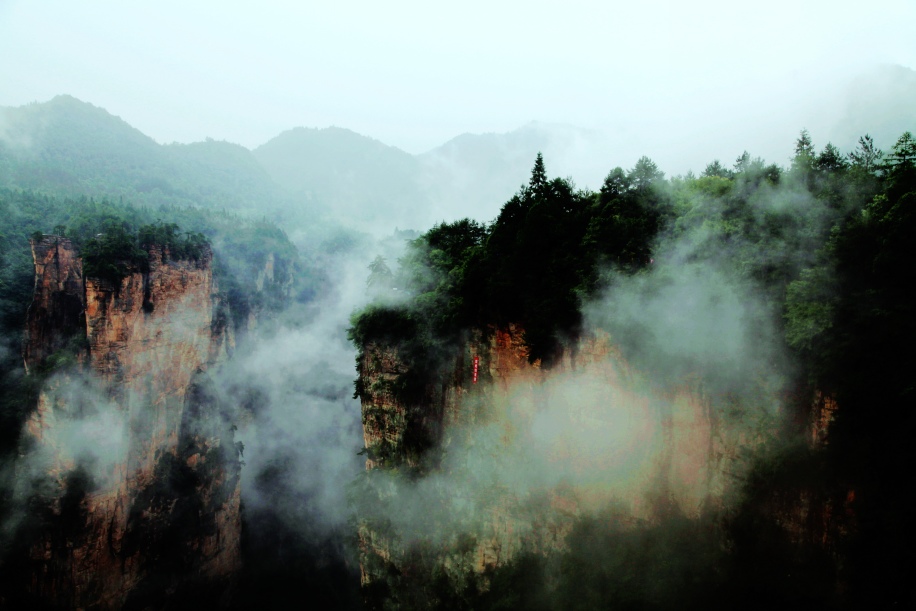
[17, 236, 241, 609]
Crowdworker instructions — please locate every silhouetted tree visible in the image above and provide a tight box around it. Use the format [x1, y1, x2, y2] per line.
[702, 159, 732, 178]
[847, 134, 882, 174]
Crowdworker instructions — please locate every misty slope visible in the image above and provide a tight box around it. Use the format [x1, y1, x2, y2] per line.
[1, 63, 912, 236]
[825, 64, 916, 151]
[419, 121, 614, 222]
[0, 95, 282, 215]
[0, 95, 160, 189]
[0, 99, 608, 234]
[253, 126, 430, 229]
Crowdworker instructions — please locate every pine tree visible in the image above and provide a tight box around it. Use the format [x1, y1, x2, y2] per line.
[366, 255, 393, 297]
[848, 134, 883, 174]
[600, 167, 631, 198]
[816, 143, 848, 173]
[629, 156, 663, 190]
[734, 151, 751, 173]
[702, 160, 731, 179]
[528, 152, 548, 197]
[885, 131, 916, 169]
[794, 129, 815, 159]
[883, 131, 916, 196]
[791, 129, 817, 186]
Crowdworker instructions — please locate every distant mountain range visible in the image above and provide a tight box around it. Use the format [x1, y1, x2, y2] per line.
[2, 64, 914, 235]
[0, 96, 279, 213]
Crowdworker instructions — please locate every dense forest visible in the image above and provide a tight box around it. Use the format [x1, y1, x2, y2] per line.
[350, 130, 916, 608]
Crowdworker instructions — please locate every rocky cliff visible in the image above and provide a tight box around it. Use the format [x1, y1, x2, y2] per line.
[13, 236, 242, 609]
[356, 324, 775, 599]
[22, 236, 85, 373]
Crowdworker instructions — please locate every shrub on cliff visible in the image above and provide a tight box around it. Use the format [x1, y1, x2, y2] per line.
[80, 219, 147, 285]
[138, 221, 209, 262]
[347, 304, 419, 349]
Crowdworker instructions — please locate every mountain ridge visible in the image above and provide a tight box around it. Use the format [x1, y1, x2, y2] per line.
[3, 65, 914, 232]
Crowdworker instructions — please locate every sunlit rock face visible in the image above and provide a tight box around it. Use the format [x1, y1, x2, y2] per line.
[356, 324, 771, 595]
[18, 237, 241, 610]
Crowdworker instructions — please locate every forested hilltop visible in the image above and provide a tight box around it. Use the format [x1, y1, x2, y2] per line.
[350, 130, 916, 608]
[0, 96, 282, 216]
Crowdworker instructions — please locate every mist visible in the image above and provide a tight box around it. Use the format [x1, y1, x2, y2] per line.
[3, 0, 914, 172]
[1, 0, 914, 605]
[349, 196, 792, 540]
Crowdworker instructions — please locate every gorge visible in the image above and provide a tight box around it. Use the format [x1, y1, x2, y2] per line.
[0, 90, 913, 608]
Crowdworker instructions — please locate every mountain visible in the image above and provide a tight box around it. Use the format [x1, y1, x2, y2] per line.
[823, 64, 916, 152]
[419, 121, 616, 223]
[0, 96, 282, 216]
[253, 126, 432, 231]
[0, 95, 162, 193]
[2, 64, 913, 233]
[0, 96, 617, 233]
[1, 62, 915, 608]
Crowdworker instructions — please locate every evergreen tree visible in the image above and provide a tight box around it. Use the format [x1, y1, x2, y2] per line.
[629, 156, 664, 190]
[600, 167, 631, 197]
[885, 131, 916, 167]
[794, 129, 815, 160]
[702, 159, 731, 178]
[366, 255, 393, 297]
[734, 151, 751, 173]
[848, 134, 883, 174]
[791, 129, 817, 189]
[816, 143, 847, 174]
[528, 152, 548, 198]
[883, 131, 916, 198]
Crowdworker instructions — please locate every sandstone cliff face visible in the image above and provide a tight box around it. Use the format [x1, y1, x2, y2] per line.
[356, 324, 771, 592]
[747, 388, 854, 573]
[23, 236, 85, 373]
[18, 236, 241, 610]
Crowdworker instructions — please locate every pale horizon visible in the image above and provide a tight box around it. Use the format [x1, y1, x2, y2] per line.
[2, 0, 915, 176]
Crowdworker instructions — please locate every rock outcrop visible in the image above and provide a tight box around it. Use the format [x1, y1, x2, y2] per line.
[15, 236, 241, 609]
[356, 324, 774, 595]
[23, 236, 85, 373]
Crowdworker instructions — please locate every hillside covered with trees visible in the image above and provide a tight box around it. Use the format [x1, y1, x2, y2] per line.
[350, 130, 916, 608]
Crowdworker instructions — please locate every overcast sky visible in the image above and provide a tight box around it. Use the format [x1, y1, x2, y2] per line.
[1, 0, 914, 165]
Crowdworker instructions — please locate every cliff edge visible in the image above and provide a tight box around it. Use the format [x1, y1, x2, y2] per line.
[12, 235, 241, 609]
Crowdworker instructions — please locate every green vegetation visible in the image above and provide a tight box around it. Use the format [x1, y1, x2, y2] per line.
[0, 187, 299, 548]
[352, 129, 916, 609]
[351, 152, 666, 373]
[0, 96, 284, 217]
[137, 222, 208, 262]
[352, 130, 906, 374]
[80, 220, 149, 285]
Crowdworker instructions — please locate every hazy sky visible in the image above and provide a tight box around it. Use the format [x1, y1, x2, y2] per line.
[1, 0, 914, 156]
